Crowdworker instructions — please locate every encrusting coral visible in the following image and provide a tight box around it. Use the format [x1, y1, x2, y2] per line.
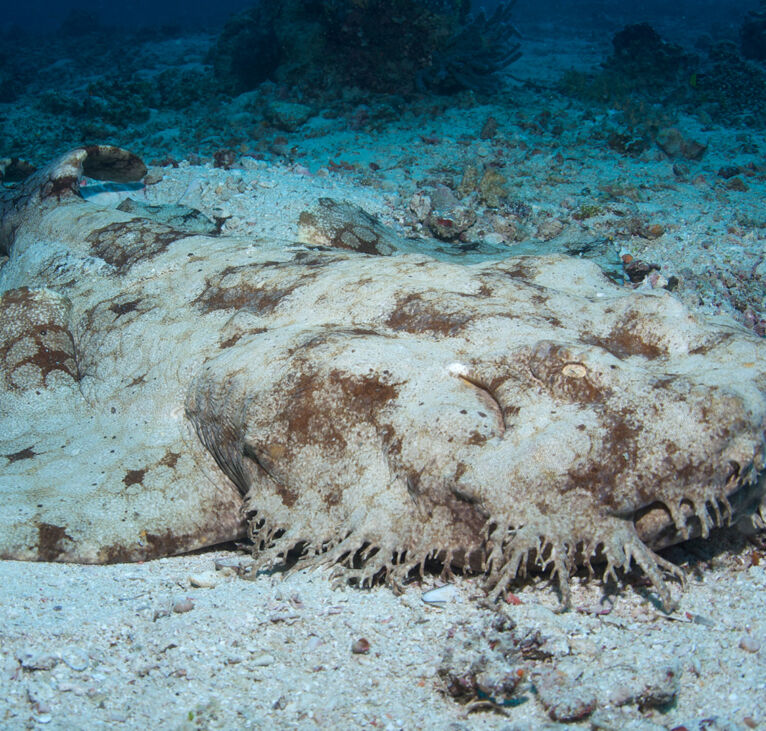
[1, 147, 765, 610]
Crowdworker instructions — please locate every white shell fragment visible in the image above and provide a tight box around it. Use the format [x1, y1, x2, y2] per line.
[422, 584, 459, 605]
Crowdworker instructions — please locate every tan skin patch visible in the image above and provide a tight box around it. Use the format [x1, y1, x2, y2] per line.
[564, 411, 643, 510]
[196, 265, 319, 315]
[87, 220, 184, 273]
[386, 293, 472, 336]
[584, 313, 666, 360]
[0, 288, 78, 390]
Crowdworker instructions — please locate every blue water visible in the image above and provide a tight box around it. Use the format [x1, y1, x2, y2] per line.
[1, 0, 760, 33]
[0, 0, 764, 165]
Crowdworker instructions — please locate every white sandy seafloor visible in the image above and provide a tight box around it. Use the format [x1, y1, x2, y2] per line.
[2, 22, 766, 731]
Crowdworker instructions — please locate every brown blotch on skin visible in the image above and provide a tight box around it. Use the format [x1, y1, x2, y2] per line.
[466, 431, 487, 446]
[37, 523, 72, 561]
[583, 314, 666, 360]
[220, 334, 242, 349]
[688, 332, 734, 355]
[477, 283, 493, 297]
[499, 261, 536, 280]
[87, 219, 184, 273]
[220, 328, 267, 349]
[196, 265, 317, 315]
[99, 530, 193, 563]
[0, 287, 79, 389]
[109, 299, 141, 318]
[26, 325, 78, 380]
[159, 451, 180, 469]
[564, 412, 642, 510]
[386, 293, 472, 336]
[323, 489, 343, 508]
[280, 370, 396, 450]
[147, 533, 185, 559]
[264, 370, 399, 465]
[44, 174, 79, 202]
[5, 446, 36, 462]
[81, 145, 147, 182]
[652, 376, 677, 390]
[1, 287, 35, 307]
[123, 468, 146, 486]
[3, 324, 79, 388]
[275, 482, 298, 508]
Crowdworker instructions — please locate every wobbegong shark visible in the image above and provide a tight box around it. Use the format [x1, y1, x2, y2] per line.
[1, 145, 764, 608]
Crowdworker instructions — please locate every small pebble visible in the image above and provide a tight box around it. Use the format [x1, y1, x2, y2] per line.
[251, 653, 275, 667]
[173, 598, 194, 614]
[739, 634, 761, 653]
[188, 571, 219, 588]
[351, 638, 370, 654]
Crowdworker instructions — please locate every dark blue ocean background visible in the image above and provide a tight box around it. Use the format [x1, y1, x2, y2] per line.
[1, 0, 761, 34]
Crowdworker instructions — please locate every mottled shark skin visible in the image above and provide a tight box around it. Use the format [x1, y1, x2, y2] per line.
[1, 147, 765, 609]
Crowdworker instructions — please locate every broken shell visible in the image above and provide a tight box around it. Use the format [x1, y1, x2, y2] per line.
[422, 584, 458, 605]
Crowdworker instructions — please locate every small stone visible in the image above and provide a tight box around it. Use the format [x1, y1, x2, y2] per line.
[725, 177, 749, 192]
[251, 653, 275, 666]
[739, 634, 761, 653]
[143, 172, 163, 185]
[265, 101, 314, 132]
[478, 168, 507, 208]
[536, 217, 566, 241]
[480, 116, 498, 140]
[717, 165, 741, 179]
[427, 206, 476, 241]
[532, 667, 597, 723]
[351, 638, 371, 654]
[173, 598, 194, 614]
[409, 192, 432, 222]
[189, 571, 219, 588]
[656, 127, 707, 160]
